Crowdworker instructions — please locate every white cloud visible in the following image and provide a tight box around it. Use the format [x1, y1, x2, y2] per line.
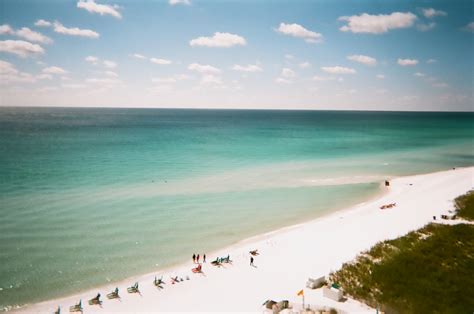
[150, 58, 172, 65]
[42, 66, 67, 74]
[281, 67, 296, 78]
[103, 60, 117, 68]
[312, 76, 336, 81]
[36, 73, 53, 80]
[463, 22, 474, 33]
[152, 77, 177, 84]
[232, 64, 262, 72]
[188, 63, 221, 74]
[190, 32, 246, 48]
[152, 74, 192, 84]
[274, 68, 297, 84]
[0, 60, 37, 83]
[347, 54, 377, 66]
[426, 59, 437, 64]
[0, 40, 44, 57]
[0, 24, 52, 44]
[85, 55, 99, 63]
[105, 71, 118, 77]
[169, 0, 191, 5]
[284, 54, 294, 59]
[16, 27, 52, 44]
[321, 66, 356, 74]
[397, 58, 418, 66]
[34, 20, 52, 27]
[36, 86, 58, 92]
[86, 77, 120, 84]
[0, 60, 18, 74]
[299, 62, 311, 68]
[275, 77, 292, 84]
[376, 74, 385, 79]
[200, 74, 222, 85]
[339, 12, 417, 34]
[132, 53, 146, 59]
[62, 83, 86, 89]
[77, 0, 122, 19]
[275, 23, 322, 43]
[422, 8, 447, 18]
[53, 21, 99, 38]
[85, 56, 118, 69]
[414, 72, 425, 77]
[0, 24, 14, 35]
[417, 22, 436, 32]
[174, 74, 193, 80]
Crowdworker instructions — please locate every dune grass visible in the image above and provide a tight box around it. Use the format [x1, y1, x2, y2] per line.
[329, 193, 474, 314]
[455, 190, 474, 221]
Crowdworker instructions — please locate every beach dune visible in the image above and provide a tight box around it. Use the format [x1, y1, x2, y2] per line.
[17, 167, 474, 313]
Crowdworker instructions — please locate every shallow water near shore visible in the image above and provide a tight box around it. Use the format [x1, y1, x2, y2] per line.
[0, 108, 473, 309]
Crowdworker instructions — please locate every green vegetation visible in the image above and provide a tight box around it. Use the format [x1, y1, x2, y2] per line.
[329, 223, 474, 314]
[455, 190, 474, 221]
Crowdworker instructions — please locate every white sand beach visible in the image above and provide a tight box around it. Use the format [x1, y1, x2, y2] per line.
[16, 167, 474, 313]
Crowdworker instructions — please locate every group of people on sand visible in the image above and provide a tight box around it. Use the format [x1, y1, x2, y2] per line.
[192, 253, 206, 264]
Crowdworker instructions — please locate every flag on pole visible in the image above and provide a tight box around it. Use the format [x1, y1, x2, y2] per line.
[297, 289, 304, 296]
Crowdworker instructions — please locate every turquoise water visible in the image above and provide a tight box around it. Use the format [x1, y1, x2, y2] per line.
[0, 108, 473, 309]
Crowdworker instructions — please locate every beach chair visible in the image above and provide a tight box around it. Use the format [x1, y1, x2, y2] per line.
[170, 276, 179, 284]
[106, 287, 120, 299]
[211, 259, 222, 267]
[69, 300, 82, 312]
[154, 276, 165, 289]
[250, 249, 259, 256]
[127, 282, 140, 294]
[88, 293, 102, 306]
[54, 306, 60, 314]
[192, 264, 203, 273]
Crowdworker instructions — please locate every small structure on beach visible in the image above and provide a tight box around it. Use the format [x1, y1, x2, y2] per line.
[322, 284, 343, 302]
[306, 276, 326, 289]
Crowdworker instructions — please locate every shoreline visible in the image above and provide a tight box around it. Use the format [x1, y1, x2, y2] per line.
[12, 167, 474, 313]
[6, 182, 388, 311]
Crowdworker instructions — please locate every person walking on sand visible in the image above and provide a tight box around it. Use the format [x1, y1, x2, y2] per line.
[250, 256, 254, 266]
[203, 254, 206, 263]
[192, 254, 196, 264]
[197, 254, 200, 263]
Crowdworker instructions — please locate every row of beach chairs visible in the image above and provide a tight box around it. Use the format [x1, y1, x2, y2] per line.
[56, 276, 189, 313]
[56, 251, 256, 313]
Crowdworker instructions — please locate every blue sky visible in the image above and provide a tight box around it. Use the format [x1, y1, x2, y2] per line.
[0, 0, 472, 111]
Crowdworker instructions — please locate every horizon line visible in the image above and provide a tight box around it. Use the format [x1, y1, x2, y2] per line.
[0, 105, 473, 113]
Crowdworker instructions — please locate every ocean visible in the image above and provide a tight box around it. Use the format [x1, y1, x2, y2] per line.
[0, 107, 472, 310]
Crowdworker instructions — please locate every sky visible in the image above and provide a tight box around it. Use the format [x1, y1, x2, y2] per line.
[0, 0, 473, 111]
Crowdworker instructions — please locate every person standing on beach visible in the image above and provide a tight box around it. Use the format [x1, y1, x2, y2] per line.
[250, 256, 254, 266]
[192, 254, 196, 263]
[197, 254, 200, 263]
[203, 254, 206, 263]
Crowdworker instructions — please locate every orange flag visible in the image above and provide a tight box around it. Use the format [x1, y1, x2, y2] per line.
[297, 289, 304, 296]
